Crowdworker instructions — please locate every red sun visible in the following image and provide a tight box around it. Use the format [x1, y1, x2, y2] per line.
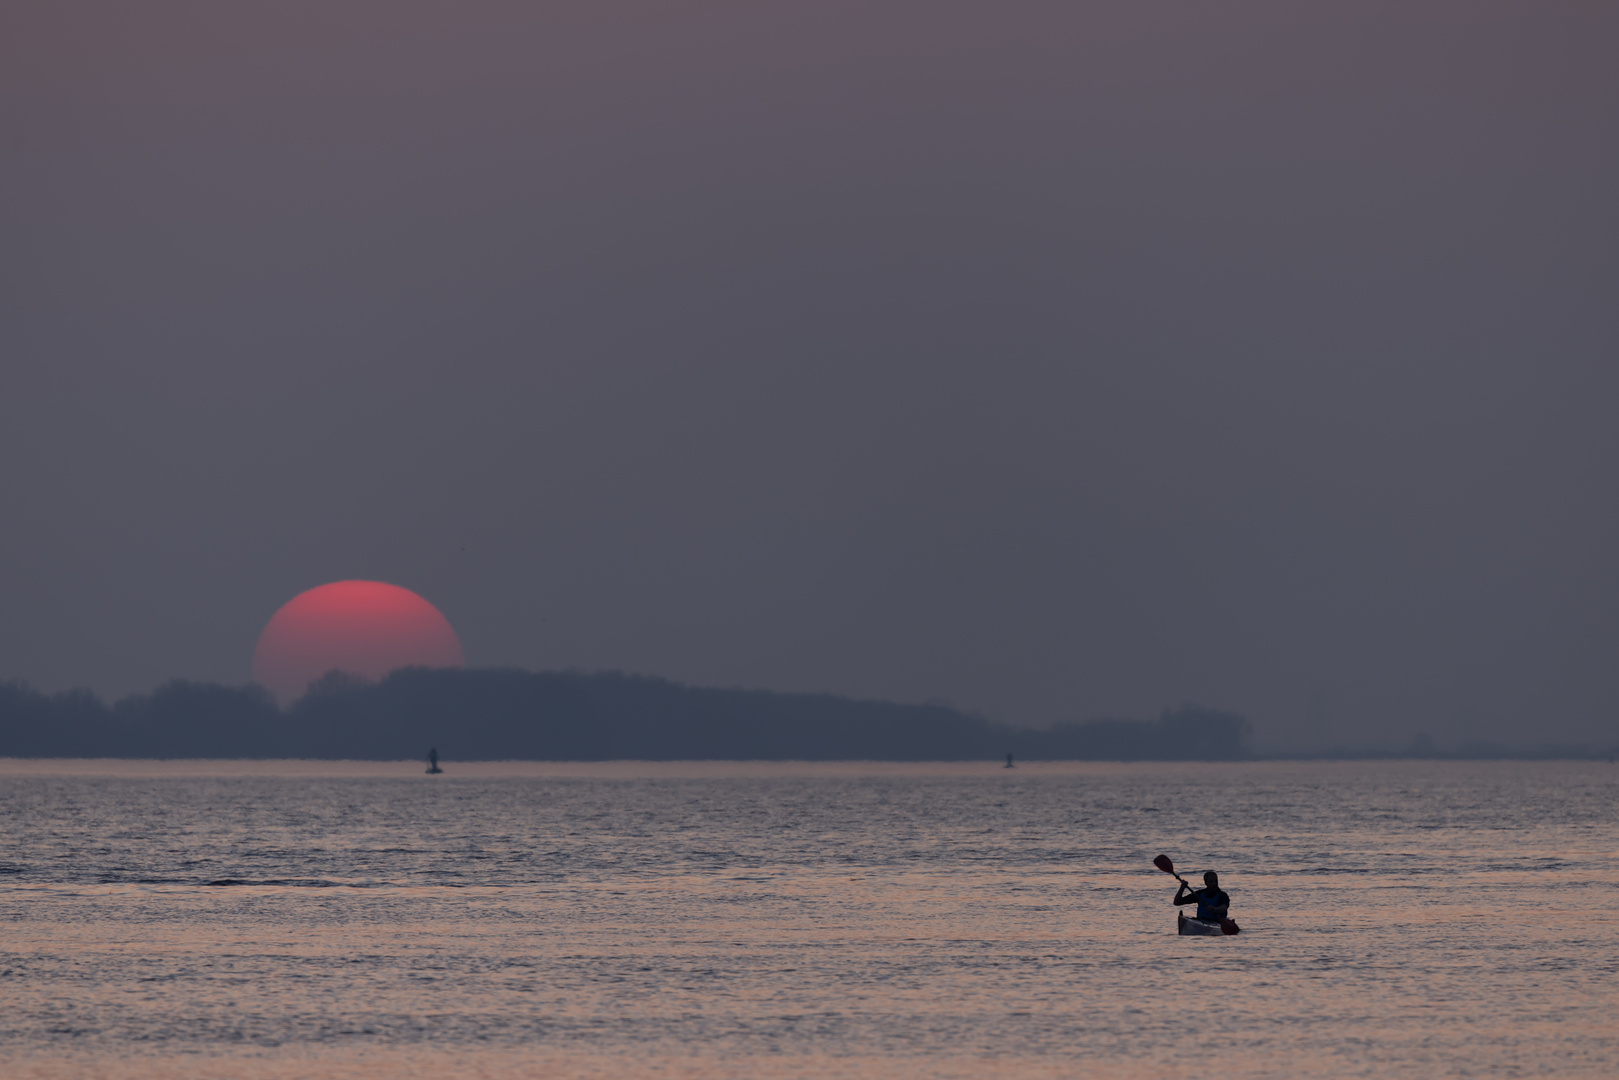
[252, 580, 464, 702]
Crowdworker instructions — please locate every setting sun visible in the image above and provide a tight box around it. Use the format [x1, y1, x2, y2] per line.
[251, 580, 463, 702]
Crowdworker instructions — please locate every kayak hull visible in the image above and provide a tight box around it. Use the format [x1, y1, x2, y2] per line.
[1178, 911, 1240, 936]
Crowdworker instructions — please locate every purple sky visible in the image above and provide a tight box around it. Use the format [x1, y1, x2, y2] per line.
[3, 1, 1615, 750]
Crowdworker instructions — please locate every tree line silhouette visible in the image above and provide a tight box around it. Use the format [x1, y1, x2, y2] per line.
[0, 668, 1254, 761]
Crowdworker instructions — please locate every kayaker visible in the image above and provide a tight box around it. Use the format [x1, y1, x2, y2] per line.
[1173, 871, 1230, 922]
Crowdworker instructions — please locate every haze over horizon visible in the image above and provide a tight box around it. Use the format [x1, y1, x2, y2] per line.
[3, 1, 1615, 753]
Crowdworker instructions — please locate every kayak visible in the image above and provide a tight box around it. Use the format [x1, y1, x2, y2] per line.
[1178, 911, 1241, 936]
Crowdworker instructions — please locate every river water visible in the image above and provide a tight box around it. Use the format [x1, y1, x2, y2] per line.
[1, 759, 1614, 1078]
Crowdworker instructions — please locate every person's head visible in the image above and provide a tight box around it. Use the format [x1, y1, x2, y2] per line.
[1204, 871, 1219, 888]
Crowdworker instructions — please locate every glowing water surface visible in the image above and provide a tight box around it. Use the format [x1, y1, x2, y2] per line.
[1, 760, 1614, 1078]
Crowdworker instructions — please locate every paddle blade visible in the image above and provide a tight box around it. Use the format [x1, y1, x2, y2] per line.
[1153, 854, 1175, 875]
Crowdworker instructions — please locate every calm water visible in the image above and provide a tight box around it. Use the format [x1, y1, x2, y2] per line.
[1, 760, 1614, 1078]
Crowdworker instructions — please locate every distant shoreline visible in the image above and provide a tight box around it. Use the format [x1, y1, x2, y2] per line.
[6, 669, 1611, 763]
[0, 757, 1610, 780]
[1, 669, 1254, 762]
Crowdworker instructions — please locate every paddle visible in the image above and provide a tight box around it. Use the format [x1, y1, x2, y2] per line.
[1153, 853, 1192, 891]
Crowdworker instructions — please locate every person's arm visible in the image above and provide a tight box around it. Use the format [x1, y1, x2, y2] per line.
[1173, 883, 1198, 906]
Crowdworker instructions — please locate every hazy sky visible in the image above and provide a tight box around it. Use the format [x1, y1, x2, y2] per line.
[4, 1, 1615, 750]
